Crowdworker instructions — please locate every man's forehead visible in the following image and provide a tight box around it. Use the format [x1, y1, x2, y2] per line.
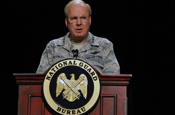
[67, 4, 89, 16]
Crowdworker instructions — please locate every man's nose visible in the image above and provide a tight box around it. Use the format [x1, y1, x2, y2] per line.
[76, 18, 82, 25]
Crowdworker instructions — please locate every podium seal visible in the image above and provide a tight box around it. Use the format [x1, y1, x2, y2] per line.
[43, 59, 101, 115]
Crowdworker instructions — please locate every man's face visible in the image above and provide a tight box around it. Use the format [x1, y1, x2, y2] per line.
[65, 4, 91, 42]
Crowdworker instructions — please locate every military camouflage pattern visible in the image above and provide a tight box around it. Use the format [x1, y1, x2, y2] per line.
[36, 32, 120, 74]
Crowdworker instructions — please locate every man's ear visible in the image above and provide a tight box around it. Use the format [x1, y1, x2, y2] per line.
[65, 18, 68, 27]
[89, 16, 92, 25]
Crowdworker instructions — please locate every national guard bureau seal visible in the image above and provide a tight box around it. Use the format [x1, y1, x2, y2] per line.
[43, 59, 101, 115]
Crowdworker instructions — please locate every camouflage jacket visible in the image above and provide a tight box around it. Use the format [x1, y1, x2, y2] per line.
[36, 32, 120, 74]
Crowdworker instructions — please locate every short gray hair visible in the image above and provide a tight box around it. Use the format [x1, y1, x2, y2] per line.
[64, 0, 92, 17]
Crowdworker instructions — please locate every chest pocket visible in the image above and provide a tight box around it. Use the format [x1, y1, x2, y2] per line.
[84, 47, 104, 69]
[53, 47, 70, 63]
[90, 50, 101, 54]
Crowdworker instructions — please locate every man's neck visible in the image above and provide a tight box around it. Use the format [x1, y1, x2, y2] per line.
[70, 36, 88, 43]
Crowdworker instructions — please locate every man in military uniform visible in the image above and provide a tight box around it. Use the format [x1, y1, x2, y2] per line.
[36, 0, 120, 74]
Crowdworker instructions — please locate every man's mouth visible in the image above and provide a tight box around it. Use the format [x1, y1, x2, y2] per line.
[76, 28, 83, 33]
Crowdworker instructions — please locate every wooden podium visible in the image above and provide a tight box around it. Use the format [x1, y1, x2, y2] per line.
[14, 72, 132, 115]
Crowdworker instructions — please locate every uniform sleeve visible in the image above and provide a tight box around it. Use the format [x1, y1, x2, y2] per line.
[103, 41, 120, 74]
[36, 42, 54, 73]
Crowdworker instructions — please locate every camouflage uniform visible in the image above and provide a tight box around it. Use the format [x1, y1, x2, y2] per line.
[36, 32, 120, 74]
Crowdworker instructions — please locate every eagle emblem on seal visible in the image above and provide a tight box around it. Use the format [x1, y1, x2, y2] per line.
[56, 73, 88, 102]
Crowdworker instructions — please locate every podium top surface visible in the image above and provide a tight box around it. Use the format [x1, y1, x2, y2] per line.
[13, 73, 132, 86]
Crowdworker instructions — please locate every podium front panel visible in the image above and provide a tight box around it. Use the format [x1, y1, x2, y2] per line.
[14, 73, 131, 115]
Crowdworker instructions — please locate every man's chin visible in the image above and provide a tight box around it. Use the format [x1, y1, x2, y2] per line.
[74, 34, 85, 39]
[75, 33, 84, 37]
[70, 32, 88, 42]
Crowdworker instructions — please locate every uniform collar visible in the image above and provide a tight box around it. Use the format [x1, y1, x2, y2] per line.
[60, 32, 99, 52]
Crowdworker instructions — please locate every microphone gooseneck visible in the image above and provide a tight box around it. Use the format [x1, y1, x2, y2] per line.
[72, 49, 78, 59]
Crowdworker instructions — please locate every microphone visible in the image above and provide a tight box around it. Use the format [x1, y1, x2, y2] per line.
[72, 49, 78, 59]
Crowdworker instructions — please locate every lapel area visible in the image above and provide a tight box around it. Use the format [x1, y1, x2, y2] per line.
[78, 33, 99, 53]
[57, 33, 74, 52]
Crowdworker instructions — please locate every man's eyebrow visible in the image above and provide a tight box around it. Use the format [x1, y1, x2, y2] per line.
[70, 14, 87, 17]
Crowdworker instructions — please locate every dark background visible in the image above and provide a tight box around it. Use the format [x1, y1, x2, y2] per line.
[1, 0, 174, 115]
